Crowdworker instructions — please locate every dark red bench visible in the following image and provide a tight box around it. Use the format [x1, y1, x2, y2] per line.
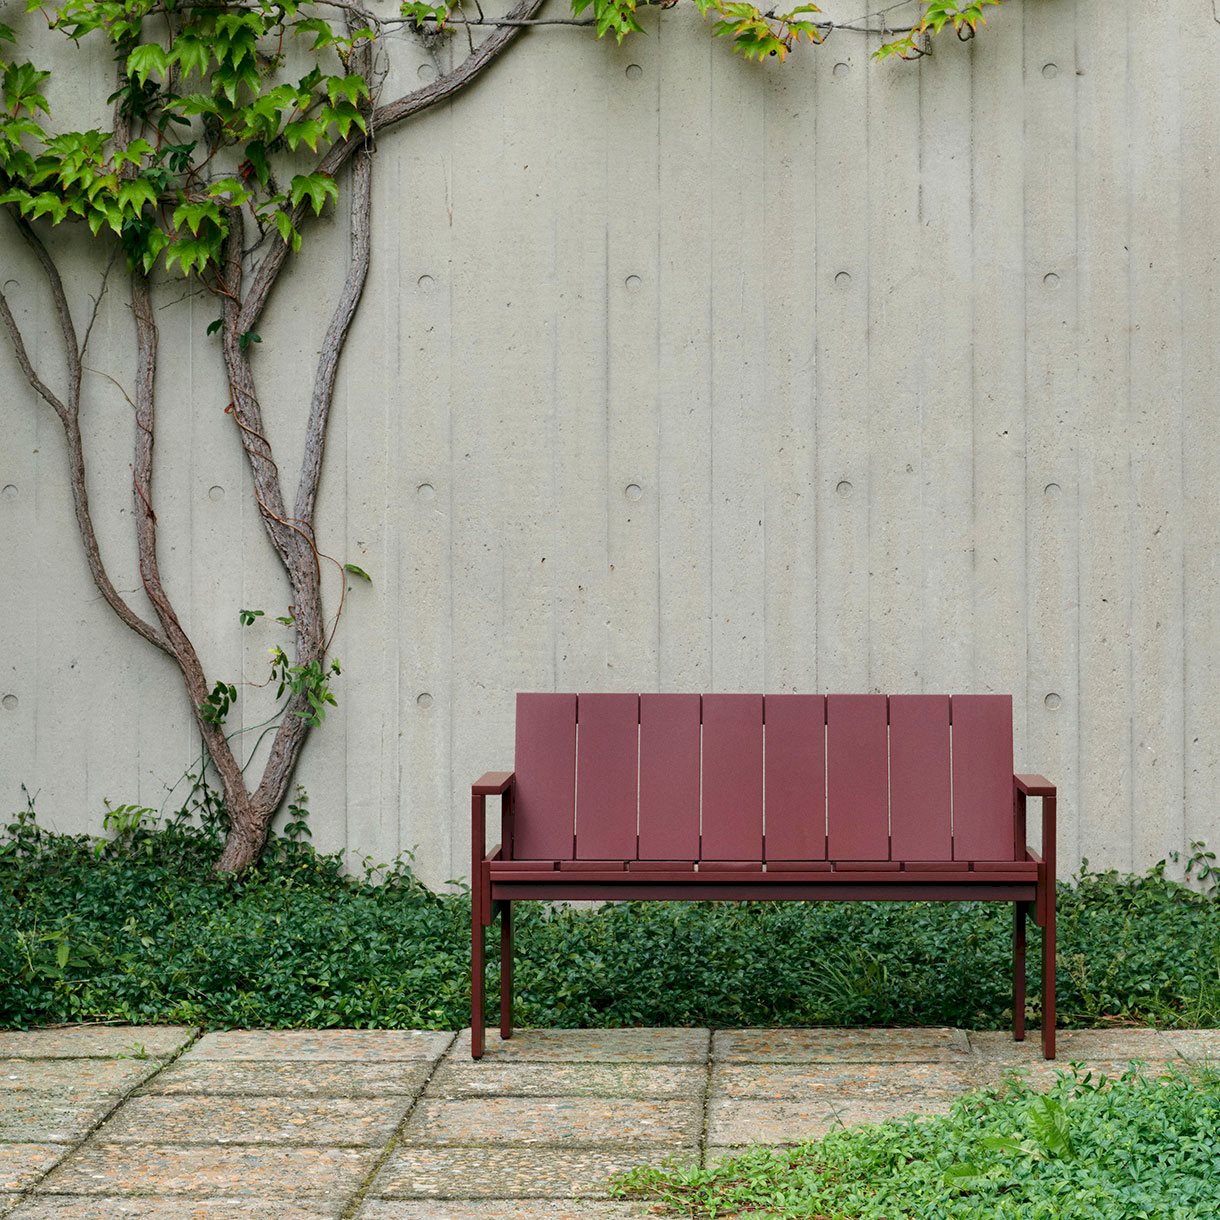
[472, 693, 1057, 1059]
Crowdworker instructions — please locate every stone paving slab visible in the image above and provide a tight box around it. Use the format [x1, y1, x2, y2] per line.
[404, 1097, 701, 1146]
[0, 1029, 196, 1061]
[369, 1145, 690, 1199]
[711, 1062, 975, 1100]
[0, 1146, 63, 1193]
[96, 1095, 413, 1146]
[7, 1198, 343, 1218]
[1165, 1030, 1220, 1061]
[142, 1061, 433, 1098]
[0, 1093, 125, 1144]
[968, 1028, 1178, 1061]
[707, 1093, 958, 1145]
[449, 1029, 710, 1063]
[427, 1062, 705, 1099]
[184, 1031, 453, 1062]
[357, 1203, 658, 1219]
[35, 1144, 378, 1198]
[0, 1062, 159, 1096]
[713, 1027, 971, 1062]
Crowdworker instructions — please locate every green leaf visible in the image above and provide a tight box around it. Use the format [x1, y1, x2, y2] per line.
[126, 44, 170, 87]
[274, 209, 301, 252]
[288, 172, 338, 216]
[206, 318, 223, 336]
[343, 563, 372, 583]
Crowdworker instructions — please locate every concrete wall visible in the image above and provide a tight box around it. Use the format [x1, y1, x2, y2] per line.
[2, 0, 1218, 886]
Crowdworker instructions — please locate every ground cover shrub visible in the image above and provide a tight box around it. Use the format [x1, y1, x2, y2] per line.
[2, 798, 1219, 1031]
[613, 1065, 1220, 1219]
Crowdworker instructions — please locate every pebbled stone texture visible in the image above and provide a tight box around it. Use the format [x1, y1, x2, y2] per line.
[0, 1062, 159, 1096]
[449, 1028, 709, 1063]
[356, 1203, 659, 1219]
[0, 1093, 123, 1144]
[142, 1061, 432, 1098]
[36, 1145, 378, 1199]
[404, 1096, 701, 1146]
[711, 1061, 975, 1101]
[708, 1093, 958, 1145]
[713, 1027, 971, 1063]
[0, 1146, 63, 1194]
[96, 1095, 413, 1146]
[368, 1144, 688, 1199]
[183, 1031, 452, 1063]
[969, 1028, 1178, 1062]
[427, 1062, 704, 1100]
[0, 1029, 196, 1061]
[7, 1198, 343, 1219]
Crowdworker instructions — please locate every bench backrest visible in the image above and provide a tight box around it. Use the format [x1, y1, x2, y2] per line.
[512, 693, 1014, 864]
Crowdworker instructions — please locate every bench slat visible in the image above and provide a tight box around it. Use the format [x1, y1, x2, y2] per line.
[701, 694, 764, 860]
[513, 692, 577, 860]
[763, 694, 827, 860]
[951, 694, 1015, 861]
[827, 695, 890, 860]
[575, 693, 639, 859]
[889, 694, 953, 861]
[638, 694, 701, 859]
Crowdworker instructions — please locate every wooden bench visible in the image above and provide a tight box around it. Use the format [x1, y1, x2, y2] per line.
[472, 693, 1057, 1059]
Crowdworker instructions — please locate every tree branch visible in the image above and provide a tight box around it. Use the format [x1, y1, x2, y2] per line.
[0, 288, 70, 421]
[294, 139, 373, 533]
[237, 0, 545, 334]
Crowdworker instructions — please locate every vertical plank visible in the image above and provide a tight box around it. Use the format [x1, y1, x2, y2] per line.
[513, 692, 576, 860]
[761, 48, 817, 694]
[1023, 0, 1081, 872]
[763, 694, 826, 861]
[814, 38, 868, 690]
[575, 693, 639, 859]
[826, 693, 888, 860]
[1180, 2, 1220, 863]
[889, 694, 951, 862]
[1127, 0, 1184, 870]
[1074, 0, 1132, 873]
[656, 16, 713, 688]
[951, 694, 1014, 861]
[701, 693, 763, 860]
[917, 38, 974, 692]
[637, 692, 701, 860]
[605, 19, 662, 690]
[866, 12, 923, 693]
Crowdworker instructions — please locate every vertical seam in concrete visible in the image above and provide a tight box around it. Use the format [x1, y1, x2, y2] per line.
[339, 1030, 458, 1220]
[1124, 0, 1135, 874]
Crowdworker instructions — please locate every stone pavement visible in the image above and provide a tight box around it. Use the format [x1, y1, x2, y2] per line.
[0, 1024, 1214, 1218]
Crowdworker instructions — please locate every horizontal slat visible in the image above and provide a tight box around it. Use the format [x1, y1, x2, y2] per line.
[559, 860, 627, 871]
[627, 860, 696, 872]
[473, 771, 514, 795]
[492, 882, 1037, 902]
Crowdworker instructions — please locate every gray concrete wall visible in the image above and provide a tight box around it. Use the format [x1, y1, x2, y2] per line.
[2, 0, 1217, 886]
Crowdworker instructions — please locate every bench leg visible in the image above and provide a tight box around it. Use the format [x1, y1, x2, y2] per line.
[500, 900, 514, 1040]
[1013, 901, 1026, 1043]
[471, 901, 485, 1060]
[1042, 885, 1057, 1060]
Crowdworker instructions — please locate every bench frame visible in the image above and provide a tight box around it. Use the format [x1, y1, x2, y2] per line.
[470, 770, 1057, 1061]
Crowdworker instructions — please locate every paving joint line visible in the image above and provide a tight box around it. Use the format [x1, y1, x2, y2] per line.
[15, 1026, 204, 1206]
[697, 1027, 715, 1169]
[338, 1029, 458, 1220]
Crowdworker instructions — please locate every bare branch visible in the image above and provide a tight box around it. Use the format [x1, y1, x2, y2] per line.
[238, 0, 545, 333]
[0, 287, 70, 421]
[294, 145, 373, 532]
[14, 216, 82, 413]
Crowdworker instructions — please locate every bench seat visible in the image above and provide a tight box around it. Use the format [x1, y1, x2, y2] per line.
[471, 692, 1057, 1061]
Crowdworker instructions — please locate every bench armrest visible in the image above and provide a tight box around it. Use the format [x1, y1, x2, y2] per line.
[473, 771, 514, 796]
[1015, 773, 1056, 798]
[1014, 774, 1056, 918]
